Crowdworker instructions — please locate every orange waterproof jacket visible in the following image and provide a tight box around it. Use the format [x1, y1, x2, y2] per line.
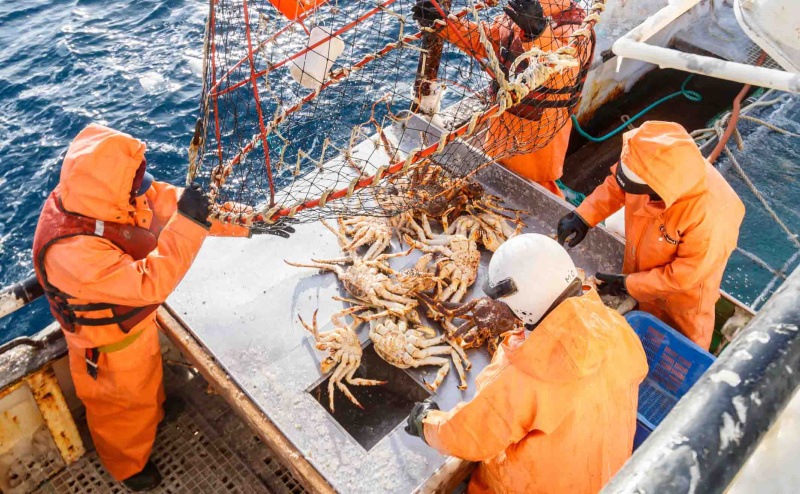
[41, 124, 209, 348]
[576, 121, 745, 348]
[423, 289, 648, 494]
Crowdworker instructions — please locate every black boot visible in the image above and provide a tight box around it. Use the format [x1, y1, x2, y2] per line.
[160, 396, 185, 426]
[122, 461, 162, 492]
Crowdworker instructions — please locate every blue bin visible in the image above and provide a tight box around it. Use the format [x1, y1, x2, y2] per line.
[625, 311, 716, 449]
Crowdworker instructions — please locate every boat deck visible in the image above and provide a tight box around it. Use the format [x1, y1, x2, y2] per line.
[32, 356, 306, 494]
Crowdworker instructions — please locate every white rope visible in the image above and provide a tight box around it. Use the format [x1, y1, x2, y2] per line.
[752, 250, 800, 309]
[693, 94, 800, 309]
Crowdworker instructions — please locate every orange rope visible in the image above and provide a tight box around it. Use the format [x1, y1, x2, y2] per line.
[708, 51, 767, 164]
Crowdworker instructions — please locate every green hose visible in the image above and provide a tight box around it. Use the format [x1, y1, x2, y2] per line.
[571, 75, 703, 143]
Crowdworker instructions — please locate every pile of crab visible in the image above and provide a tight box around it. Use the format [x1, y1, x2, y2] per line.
[286, 163, 528, 411]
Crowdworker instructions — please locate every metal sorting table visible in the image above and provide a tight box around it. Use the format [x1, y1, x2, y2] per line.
[168, 117, 626, 493]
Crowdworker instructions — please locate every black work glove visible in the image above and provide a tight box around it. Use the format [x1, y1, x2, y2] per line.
[405, 399, 440, 443]
[178, 183, 212, 228]
[504, 0, 547, 40]
[557, 212, 590, 247]
[412, 0, 447, 28]
[595, 273, 628, 296]
[251, 217, 299, 239]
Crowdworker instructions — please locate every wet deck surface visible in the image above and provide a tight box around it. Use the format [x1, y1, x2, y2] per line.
[32, 359, 306, 494]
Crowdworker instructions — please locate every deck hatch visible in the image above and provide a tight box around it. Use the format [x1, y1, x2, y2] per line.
[309, 344, 431, 451]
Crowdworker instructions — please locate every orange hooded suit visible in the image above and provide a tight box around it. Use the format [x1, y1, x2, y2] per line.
[423, 289, 648, 494]
[32, 124, 210, 480]
[438, 0, 591, 197]
[576, 121, 745, 348]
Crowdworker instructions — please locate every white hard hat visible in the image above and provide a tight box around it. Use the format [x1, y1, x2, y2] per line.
[484, 233, 579, 325]
[619, 160, 647, 185]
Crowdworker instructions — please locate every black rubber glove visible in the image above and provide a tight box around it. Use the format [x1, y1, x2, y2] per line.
[595, 273, 628, 296]
[251, 218, 299, 239]
[504, 0, 547, 40]
[405, 399, 440, 443]
[412, 0, 447, 28]
[557, 212, 590, 247]
[177, 183, 212, 228]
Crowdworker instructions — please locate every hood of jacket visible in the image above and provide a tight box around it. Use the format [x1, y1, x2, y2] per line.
[620, 121, 708, 208]
[504, 290, 627, 383]
[59, 124, 146, 223]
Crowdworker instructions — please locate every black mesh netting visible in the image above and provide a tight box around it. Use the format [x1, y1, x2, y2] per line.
[189, 0, 601, 229]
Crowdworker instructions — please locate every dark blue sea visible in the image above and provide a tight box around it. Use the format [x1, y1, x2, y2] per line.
[1, 0, 206, 343]
[0, 0, 798, 345]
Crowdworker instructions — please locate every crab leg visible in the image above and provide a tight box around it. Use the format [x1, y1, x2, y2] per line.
[439, 276, 460, 301]
[407, 333, 446, 348]
[418, 357, 451, 392]
[411, 325, 438, 338]
[320, 219, 352, 249]
[453, 319, 477, 339]
[374, 248, 414, 263]
[374, 286, 417, 305]
[344, 362, 387, 387]
[419, 214, 438, 239]
[346, 227, 373, 250]
[446, 338, 471, 370]
[449, 349, 469, 389]
[480, 229, 504, 252]
[450, 278, 470, 303]
[362, 237, 390, 261]
[329, 359, 363, 411]
[285, 260, 346, 277]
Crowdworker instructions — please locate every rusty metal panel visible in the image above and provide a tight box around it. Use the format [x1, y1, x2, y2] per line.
[24, 368, 84, 465]
[0, 378, 66, 493]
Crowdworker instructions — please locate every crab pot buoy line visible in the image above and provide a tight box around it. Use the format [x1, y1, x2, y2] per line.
[290, 27, 345, 90]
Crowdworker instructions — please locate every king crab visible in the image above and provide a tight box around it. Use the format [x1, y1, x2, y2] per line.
[404, 233, 481, 303]
[286, 251, 438, 322]
[367, 314, 471, 391]
[299, 309, 385, 411]
[419, 294, 523, 355]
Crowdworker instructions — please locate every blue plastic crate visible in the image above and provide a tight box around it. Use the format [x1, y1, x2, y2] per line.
[625, 311, 716, 449]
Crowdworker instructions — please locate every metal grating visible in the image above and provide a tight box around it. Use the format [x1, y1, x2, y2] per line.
[29, 360, 309, 494]
[32, 407, 268, 494]
[4, 426, 66, 494]
[744, 43, 782, 70]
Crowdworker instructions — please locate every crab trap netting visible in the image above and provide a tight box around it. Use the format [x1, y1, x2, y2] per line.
[188, 0, 602, 229]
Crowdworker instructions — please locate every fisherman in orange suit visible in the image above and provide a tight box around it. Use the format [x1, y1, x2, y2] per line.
[412, 0, 594, 198]
[32, 124, 293, 490]
[405, 234, 648, 494]
[557, 121, 745, 349]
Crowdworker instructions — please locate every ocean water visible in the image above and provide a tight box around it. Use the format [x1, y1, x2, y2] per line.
[0, 0, 798, 346]
[0, 0, 207, 343]
[716, 93, 800, 309]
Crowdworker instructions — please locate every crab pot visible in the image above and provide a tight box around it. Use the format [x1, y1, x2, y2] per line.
[168, 113, 628, 493]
